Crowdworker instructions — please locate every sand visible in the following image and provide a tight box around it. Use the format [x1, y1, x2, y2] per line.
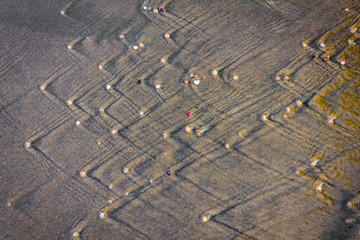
[1, 0, 360, 239]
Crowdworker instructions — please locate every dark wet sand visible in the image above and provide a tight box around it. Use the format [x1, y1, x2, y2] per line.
[1, 0, 360, 239]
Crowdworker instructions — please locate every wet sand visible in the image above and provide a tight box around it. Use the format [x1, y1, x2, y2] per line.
[1, 0, 360, 239]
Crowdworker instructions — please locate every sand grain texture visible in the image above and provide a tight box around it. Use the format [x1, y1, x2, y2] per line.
[1, 0, 360, 239]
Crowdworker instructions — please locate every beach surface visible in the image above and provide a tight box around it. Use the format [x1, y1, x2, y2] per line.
[1, 0, 360, 239]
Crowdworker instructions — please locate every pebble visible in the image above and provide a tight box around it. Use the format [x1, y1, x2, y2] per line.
[310, 159, 320, 167]
[202, 216, 209, 223]
[24, 141, 31, 149]
[225, 143, 232, 149]
[327, 118, 334, 124]
[111, 129, 118, 135]
[315, 182, 324, 192]
[296, 100, 303, 107]
[185, 126, 192, 133]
